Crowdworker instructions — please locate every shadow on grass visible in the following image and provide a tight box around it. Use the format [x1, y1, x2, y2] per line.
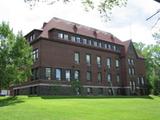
[0, 96, 24, 107]
[40, 95, 154, 100]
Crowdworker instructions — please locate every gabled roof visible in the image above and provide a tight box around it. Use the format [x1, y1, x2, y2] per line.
[122, 40, 145, 59]
[39, 17, 123, 45]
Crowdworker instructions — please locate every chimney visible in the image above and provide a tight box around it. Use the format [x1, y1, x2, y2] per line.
[42, 22, 47, 29]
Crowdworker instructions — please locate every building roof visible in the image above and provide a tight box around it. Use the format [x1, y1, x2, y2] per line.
[122, 40, 145, 59]
[39, 17, 123, 45]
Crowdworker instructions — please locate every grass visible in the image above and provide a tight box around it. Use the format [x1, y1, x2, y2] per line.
[0, 95, 160, 120]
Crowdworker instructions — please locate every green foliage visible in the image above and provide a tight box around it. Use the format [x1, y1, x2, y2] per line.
[71, 80, 82, 95]
[24, 0, 127, 21]
[153, 29, 160, 44]
[133, 42, 160, 95]
[0, 22, 33, 89]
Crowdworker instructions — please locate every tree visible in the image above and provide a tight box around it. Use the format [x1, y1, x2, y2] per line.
[133, 42, 160, 95]
[153, 29, 160, 44]
[71, 80, 82, 95]
[24, 0, 127, 21]
[0, 22, 33, 91]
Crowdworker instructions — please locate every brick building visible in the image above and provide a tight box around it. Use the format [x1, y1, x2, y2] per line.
[11, 17, 149, 96]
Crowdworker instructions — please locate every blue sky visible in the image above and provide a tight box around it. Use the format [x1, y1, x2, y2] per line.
[0, 0, 159, 44]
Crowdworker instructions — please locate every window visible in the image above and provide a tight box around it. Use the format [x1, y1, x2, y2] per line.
[88, 40, 92, 45]
[141, 77, 144, 85]
[58, 33, 63, 39]
[98, 42, 102, 48]
[108, 44, 111, 49]
[30, 35, 33, 42]
[113, 45, 116, 51]
[132, 68, 135, 75]
[86, 54, 91, 65]
[107, 58, 111, 69]
[55, 68, 61, 80]
[32, 34, 35, 40]
[131, 59, 134, 65]
[87, 87, 92, 95]
[83, 38, 87, 44]
[65, 70, 71, 81]
[64, 34, 68, 40]
[45, 68, 51, 80]
[98, 72, 102, 82]
[71, 36, 76, 42]
[74, 70, 80, 81]
[128, 68, 131, 75]
[76, 37, 81, 43]
[97, 56, 101, 67]
[116, 75, 120, 83]
[115, 59, 120, 68]
[107, 73, 111, 82]
[74, 52, 80, 64]
[31, 68, 38, 80]
[104, 43, 107, 48]
[137, 77, 140, 85]
[86, 71, 91, 81]
[128, 59, 131, 65]
[32, 49, 39, 62]
[94, 41, 97, 47]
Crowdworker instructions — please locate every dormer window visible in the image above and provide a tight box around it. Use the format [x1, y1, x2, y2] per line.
[94, 41, 97, 47]
[83, 38, 87, 44]
[71, 36, 76, 42]
[88, 40, 92, 45]
[98, 42, 102, 48]
[104, 43, 107, 48]
[64, 34, 68, 40]
[76, 37, 81, 43]
[58, 33, 63, 39]
[108, 44, 111, 49]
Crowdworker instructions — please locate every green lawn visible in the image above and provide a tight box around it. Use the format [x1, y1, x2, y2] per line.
[0, 96, 160, 120]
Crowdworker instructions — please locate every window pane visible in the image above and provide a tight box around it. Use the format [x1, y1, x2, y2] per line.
[88, 40, 92, 45]
[141, 77, 144, 85]
[107, 74, 111, 82]
[132, 68, 135, 75]
[131, 59, 134, 65]
[108, 44, 111, 49]
[33, 49, 39, 62]
[116, 75, 120, 83]
[83, 38, 87, 44]
[104, 43, 107, 48]
[94, 41, 97, 47]
[76, 37, 81, 43]
[74, 70, 80, 80]
[87, 71, 91, 81]
[107, 58, 111, 68]
[97, 56, 101, 65]
[74, 52, 80, 64]
[86, 54, 91, 65]
[64, 34, 68, 40]
[65, 70, 71, 81]
[128, 68, 131, 75]
[116, 59, 119, 67]
[98, 42, 102, 48]
[58, 33, 63, 39]
[45, 68, 51, 80]
[56, 69, 61, 80]
[71, 36, 75, 42]
[98, 72, 102, 81]
[113, 45, 116, 51]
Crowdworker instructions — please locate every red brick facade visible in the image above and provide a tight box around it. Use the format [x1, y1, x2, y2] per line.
[11, 17, 149, 96]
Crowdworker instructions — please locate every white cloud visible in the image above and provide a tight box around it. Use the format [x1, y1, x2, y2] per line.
[0, 0, 159, 44]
